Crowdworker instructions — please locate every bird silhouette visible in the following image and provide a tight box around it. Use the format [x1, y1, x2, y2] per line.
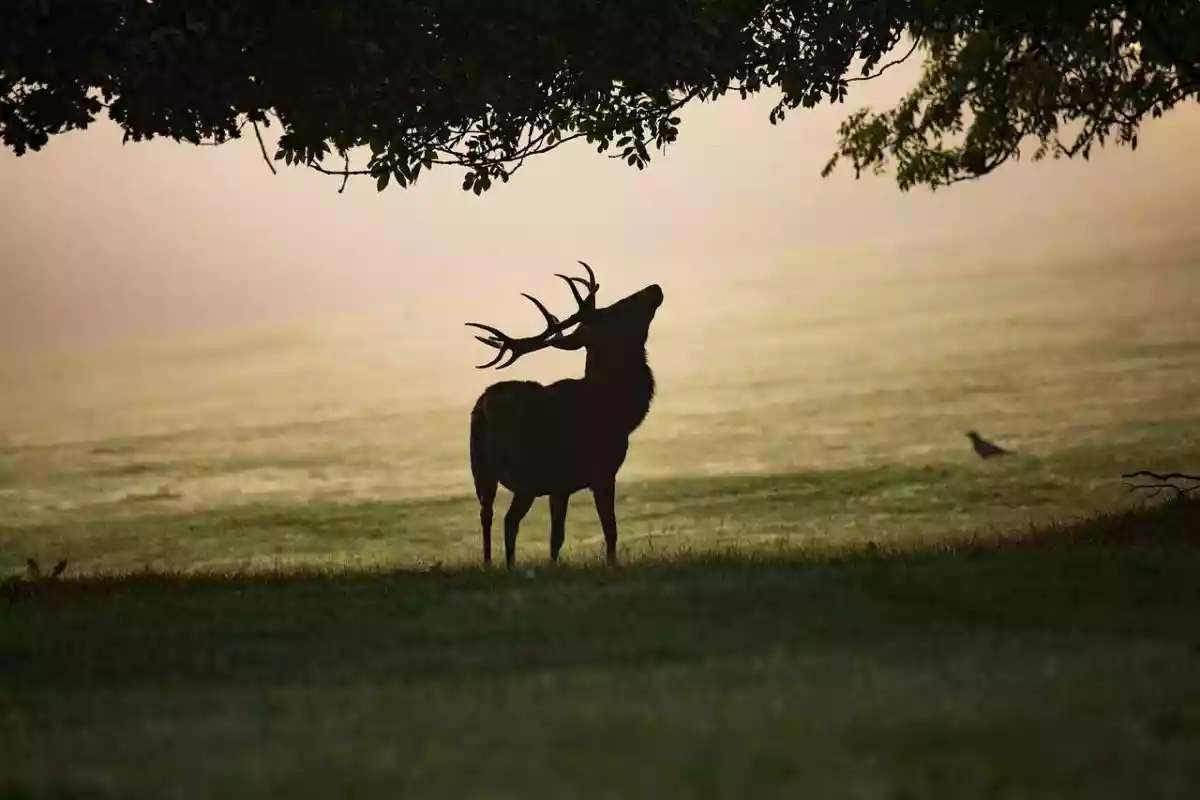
[51, 559, 68, 578]
[966, 430, 1011, 459]
[25, 558, 40, 578]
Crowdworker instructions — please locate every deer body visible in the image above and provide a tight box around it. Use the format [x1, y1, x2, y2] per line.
[466, 265, 662, 568]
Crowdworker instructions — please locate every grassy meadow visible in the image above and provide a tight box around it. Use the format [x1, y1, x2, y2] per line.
[2, 236, 1200, 797]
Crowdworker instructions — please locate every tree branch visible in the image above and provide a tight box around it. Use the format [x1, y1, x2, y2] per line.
[1122, 471, 1200, 499]
[252, 119, 276, 176]
[846, 39, 919, 84]
[296, 150, 367, 194]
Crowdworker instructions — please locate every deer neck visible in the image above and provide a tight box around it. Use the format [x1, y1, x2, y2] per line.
[583, 349, 656, 431]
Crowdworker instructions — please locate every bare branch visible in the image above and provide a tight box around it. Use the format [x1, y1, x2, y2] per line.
[1122, 470, 1200, 498]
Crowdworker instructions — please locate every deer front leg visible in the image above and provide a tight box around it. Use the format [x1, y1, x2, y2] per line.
[549, 493, 571, 563]
[591, 478, 619, 566]
[504, 492, 535, 569]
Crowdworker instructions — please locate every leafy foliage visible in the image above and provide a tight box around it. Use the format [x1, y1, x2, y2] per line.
[2, 1, 1198, 193]
[825, 2, 1200, 189]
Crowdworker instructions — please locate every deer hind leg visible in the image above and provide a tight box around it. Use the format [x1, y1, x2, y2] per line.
[592, 477, 619, 566]
[504, 492, 535, 569]
[473, 463, 497, 566]
[549, 493, 571, 563]
[478, 489, 496, 566]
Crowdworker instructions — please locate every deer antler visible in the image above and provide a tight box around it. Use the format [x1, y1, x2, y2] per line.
[464, 295, 564, 369]
[555, 261, 599, 311]
[465, 261, 600, 369]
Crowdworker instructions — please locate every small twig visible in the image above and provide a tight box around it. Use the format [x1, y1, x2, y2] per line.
[1122, 470, 1200, 498]
[307, 159, 373, 179]
[1123, 471, 1200, 483]
[339, 152, 351, 193]
[252, 119, 277, 175]
[847, 39, 920, 84]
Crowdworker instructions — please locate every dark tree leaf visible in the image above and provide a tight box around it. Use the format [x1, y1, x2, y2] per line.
[0, 1, 1195, 194]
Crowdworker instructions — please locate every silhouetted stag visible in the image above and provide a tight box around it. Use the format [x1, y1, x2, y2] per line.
[466, 262, 663, 568]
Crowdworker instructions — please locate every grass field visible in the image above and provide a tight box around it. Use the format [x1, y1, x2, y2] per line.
[3, 427, 1199, 574]
[2, 240, 1200, 796]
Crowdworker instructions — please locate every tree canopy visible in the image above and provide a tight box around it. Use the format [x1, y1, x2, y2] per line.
[3, 1, 1197, 193]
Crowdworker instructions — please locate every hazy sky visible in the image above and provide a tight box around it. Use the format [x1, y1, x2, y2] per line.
[3, 58, 1199, 352]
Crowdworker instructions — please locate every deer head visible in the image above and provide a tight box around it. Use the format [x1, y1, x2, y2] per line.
[466, 261, 663, 370]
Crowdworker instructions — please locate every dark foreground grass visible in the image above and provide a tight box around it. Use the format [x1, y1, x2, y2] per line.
[2, 499, 1199, 799]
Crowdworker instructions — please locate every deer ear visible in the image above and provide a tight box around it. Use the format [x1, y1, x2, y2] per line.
[550, 327, 588, 351]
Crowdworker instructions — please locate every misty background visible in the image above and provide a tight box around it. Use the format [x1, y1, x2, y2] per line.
[2, 61, 1199, 515]
[3, 60, 1198, 350]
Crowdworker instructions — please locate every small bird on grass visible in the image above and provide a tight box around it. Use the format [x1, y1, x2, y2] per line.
[966, 430, 1012, 459]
